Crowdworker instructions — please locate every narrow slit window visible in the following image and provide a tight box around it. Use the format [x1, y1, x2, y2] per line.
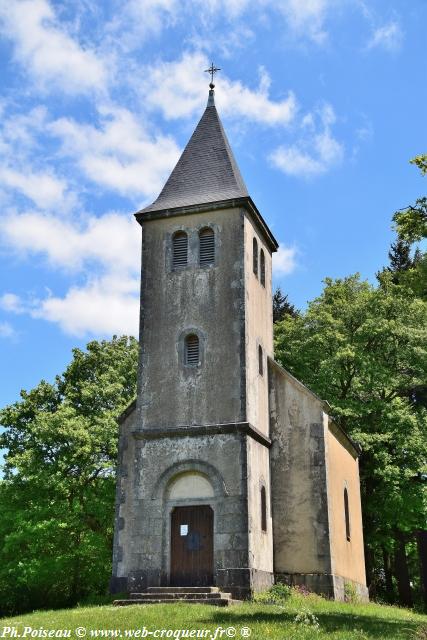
[258, 345, 263, 376]
[185, 334, 199, 366]
[260, 249, 265, 286]
[344, 488, 351, 541]
[172, 231, 188, 269]
[199, 228, 215, 266]
[261, 486, 267, 532]
[253, 237, 258, 277]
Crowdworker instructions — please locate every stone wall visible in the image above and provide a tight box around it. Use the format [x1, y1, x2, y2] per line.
[137, 207, 246, 430]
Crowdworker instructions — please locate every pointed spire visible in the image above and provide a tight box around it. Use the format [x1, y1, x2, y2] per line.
[139, 76, 248, 215]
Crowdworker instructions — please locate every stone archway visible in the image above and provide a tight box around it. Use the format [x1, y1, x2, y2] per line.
[152, 460, 227, 587]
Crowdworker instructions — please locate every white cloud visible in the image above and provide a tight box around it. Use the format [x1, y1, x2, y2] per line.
[0, 210, 141, 337]
[49, 106, 181, 198]
[0, 293, 25, 314]
[33, 274, 139, 337]
[0, 211, 140, 273]
[1, 277, 139, 338]
[273, 244, 297, 276]
[0, 0, 108, 94]
[107, 0, 178, 48]
[367, 21, 403, 52]
[116, 0, 335, 46]
[0, 105, 76, 210]
[141, 51, 297, 125]
[270, 103, 343, 177]
[0, 167, 69, 210]
[277, 0, 331, 44]
[0, 321, 17, 339]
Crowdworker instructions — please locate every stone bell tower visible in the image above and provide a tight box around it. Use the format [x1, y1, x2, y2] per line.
[111, 78, 279, 598]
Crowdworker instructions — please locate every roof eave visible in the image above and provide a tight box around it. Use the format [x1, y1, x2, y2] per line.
[134, 196, 279, 253]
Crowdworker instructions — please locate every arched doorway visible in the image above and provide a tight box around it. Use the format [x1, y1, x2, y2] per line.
[168, 472, 214, 586]
[170, 505, 213, 586]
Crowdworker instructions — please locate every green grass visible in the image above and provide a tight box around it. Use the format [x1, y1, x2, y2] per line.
[1, 591, 426, 640]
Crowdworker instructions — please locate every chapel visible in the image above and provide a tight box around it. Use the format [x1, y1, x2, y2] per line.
[110, 76, 368, 602]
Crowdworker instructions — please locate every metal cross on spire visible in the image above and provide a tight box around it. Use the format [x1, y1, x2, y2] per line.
[204, 62, 221, 89]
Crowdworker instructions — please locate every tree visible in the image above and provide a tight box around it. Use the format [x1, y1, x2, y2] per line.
[0, 336, 138, 615]
[273, 287, 298, 323]
[274, 274, 427, 605]
[393, 154, 427, 242]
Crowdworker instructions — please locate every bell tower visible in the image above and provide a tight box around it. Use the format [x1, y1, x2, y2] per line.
[111, 77, 278, 598]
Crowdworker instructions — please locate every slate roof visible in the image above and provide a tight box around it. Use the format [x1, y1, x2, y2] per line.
[139, 92, 249, 214]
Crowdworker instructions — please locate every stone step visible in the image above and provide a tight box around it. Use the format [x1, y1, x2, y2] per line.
[145, 587, 220, 593]
[113, 597, 231, 607]
[130, 592, 225, 600]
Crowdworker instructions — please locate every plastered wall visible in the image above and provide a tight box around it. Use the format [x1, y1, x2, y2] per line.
[244, 214, 273, 437]
[137, 207, 246, 428]
[268, 360, 332, 575]
[326, 424, 367, 586]
[246, 437, 274, 578]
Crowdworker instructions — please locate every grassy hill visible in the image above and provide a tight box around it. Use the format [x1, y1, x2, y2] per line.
[1, 590, 426, 640]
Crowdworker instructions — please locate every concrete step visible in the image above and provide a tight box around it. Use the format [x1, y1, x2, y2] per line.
[130, 592, 225, 600]
[145, 587, 220, 593]
[113, 597, 231, 607]
[113, 586, 236, 607]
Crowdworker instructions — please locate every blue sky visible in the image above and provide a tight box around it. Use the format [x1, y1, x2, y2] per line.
[0, 0, 426, 409]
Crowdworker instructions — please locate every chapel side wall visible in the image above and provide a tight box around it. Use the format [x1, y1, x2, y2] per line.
[244, 214, 273, 437]
[138, 207, 245, 429]
[246, 437, 274, 590]
[111, 407, 137, 589]
[268, 360, 332, 576]
[326, 425, 367, 588]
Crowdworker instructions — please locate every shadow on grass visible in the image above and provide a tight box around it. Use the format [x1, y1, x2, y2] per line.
[203, 608, 419, 638]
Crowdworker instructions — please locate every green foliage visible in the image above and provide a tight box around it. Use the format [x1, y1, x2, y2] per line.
[274, 274, 427, 601]
[393, 198, 427, 243]
[253, 582, 292, 604]
[1, 596, 427, 640]
[273, 287, 298, 323]
[411, 155, 427, 176]
[294, 608, 321, 630]
[0, 336, 138, 616]
[393, 155, 427, 242]
[345, 582, 360, 604]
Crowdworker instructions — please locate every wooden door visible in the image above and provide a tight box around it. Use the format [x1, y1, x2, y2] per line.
[170, 505, 213, 586]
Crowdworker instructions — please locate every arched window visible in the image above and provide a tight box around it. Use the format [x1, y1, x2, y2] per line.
[260, 249, 265, 286]
[172, 231, 188, 269]
[199, 228, 215, 266]
[344, 488, 351, 541]
[185, 334, 199, 366]
[258, 344, 263, 376]
[261, 486, 267, 532]
[253, 237, 258, 277]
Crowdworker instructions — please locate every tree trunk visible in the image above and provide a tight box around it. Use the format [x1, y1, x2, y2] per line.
[417, 530, 427, 609]
[365, 544, 376, 599]
[382, 547, 394, 602]
[394, 531, 413, 607]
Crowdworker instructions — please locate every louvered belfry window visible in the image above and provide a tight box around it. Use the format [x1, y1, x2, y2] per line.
[185, 334, 199, 366]
[172, 231, 188, 269]
[199, 228, 215, 266]
[260, 249, 265, 286]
